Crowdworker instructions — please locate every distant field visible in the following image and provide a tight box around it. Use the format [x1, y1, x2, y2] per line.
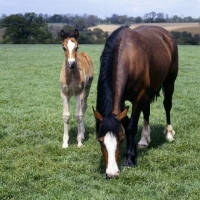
[89, 23, 200, 35]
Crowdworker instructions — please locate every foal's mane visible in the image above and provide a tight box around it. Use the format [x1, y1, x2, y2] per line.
[96, 26, 128, 137]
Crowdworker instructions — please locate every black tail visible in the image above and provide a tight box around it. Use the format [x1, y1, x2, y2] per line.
[149, 85, 163, 103]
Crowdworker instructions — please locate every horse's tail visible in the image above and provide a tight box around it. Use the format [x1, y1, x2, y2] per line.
[149, 85, 163, 103]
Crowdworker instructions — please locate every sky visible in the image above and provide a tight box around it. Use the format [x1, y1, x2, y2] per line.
[0, 0, 200, 19]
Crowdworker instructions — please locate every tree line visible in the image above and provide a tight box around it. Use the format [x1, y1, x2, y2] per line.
[2, 12, 199, 25]
[0, 12, 200, 44]
[0, 13, 108, 44]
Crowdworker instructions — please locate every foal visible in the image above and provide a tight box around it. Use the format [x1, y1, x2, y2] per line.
[60, 29, 94, 148]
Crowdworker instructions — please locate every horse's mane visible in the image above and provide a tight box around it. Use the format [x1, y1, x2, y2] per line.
[96, 26, 129, 137]
[97, 26, 128, 116]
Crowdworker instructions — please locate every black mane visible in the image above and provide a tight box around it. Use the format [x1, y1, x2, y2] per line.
[96, 26, 128, 137]
[97, 26, 128, 116]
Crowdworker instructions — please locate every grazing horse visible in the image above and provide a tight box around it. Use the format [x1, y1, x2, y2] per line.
[60, 29, 94, 148]
[93, 26, 178, 178]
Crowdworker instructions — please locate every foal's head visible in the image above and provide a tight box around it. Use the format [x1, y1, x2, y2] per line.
[61, 29, 79, 69]
[93, 108, 128, 178]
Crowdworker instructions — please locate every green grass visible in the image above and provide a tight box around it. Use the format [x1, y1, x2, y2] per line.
[0, 44, 200, 200]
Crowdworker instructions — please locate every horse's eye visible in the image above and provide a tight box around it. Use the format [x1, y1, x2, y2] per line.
[98, 137, 104, 143]
[63, 46, 66, 51]
[75, 47, 78, 51]
[98, 140, 103, 144]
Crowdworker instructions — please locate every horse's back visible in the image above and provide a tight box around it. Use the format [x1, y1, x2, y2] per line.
[135, 26, 178, 84]
[125, 26, 178, 90]
[133, 26, 178, 66]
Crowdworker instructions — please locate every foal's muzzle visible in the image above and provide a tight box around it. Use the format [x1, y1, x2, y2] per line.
[68, 61, 76, 69]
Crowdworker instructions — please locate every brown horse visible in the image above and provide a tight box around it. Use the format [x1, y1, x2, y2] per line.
[93, 26, 178, 178]
[60, 29, 94, 148]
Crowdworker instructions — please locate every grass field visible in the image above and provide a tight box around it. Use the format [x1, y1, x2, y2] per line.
[0, 44, 200, 199]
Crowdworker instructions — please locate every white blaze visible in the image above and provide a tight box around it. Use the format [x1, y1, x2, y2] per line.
[67, 40, 75, 62]
[104, 132, 119, 176]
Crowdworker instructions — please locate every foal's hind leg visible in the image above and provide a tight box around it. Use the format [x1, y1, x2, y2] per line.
[61, 92, 71, 148]
[163, 81, 176, 141]
[75, 92, 85, 147]
[138, 99, 151, 148]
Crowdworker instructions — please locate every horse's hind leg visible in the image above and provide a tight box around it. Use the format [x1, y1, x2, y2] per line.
[138, 99, 151, 148]
[162, 80, 176, 141]
[61, 92, 70, 148]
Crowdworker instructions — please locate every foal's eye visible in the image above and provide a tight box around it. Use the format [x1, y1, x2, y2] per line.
[63, 46, 66, 51]
[75, 46, 78, 51]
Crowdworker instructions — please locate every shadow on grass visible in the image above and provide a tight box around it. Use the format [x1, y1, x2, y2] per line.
[66, 124, 95, 146]
[97, 124, 167, 176]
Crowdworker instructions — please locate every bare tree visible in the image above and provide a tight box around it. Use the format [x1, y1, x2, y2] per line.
[149, 12, 156, 22]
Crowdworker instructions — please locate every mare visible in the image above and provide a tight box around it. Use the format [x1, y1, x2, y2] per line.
[93, 26, 178, 178]
[60, 29, 94, 148]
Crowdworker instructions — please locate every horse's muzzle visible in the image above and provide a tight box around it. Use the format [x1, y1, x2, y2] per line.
[106, 170, 120, 179]
[68, 61, 76, 69]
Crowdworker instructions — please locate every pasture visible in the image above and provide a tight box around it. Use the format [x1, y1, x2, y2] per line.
[0, 44, 200, 199]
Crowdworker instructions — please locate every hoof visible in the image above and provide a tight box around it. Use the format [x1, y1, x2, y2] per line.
[62, 143, 68, 148]
[138, 144, 148, 149]
[123, 160, 136, 167]
[164, 129, 175, 142]
[77, 143, 83, 148]
[165, 133, 175, 141]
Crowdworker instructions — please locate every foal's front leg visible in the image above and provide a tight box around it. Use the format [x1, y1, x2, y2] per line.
[75, 93, 85, 147]
[61, 92, 70, 148]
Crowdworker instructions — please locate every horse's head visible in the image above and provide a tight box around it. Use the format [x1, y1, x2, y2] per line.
[61, 29, 79, 69]
[93, 107, 128, 178]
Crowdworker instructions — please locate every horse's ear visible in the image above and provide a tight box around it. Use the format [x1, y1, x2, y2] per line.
[116, 106, 129, 121]
[61, 29, 66, 40]
[74, 29, 79, 39]
[93, 107, 103, 121]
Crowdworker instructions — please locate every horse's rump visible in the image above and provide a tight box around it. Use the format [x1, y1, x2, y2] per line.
[112, 26, 178, 104]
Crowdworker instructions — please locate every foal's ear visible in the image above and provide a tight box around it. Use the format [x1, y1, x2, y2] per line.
[92, 107, 103, 121]
[74, 29, 79, 39]
[116, 106, 129, 121]
[61, 29, 66, 40]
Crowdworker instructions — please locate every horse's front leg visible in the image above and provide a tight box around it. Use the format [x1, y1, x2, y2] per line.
[61, 91, 70, 148]
[138, 100, 151, 148]
[123, 110, 141, 167]
[75, 93, 85, 147]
